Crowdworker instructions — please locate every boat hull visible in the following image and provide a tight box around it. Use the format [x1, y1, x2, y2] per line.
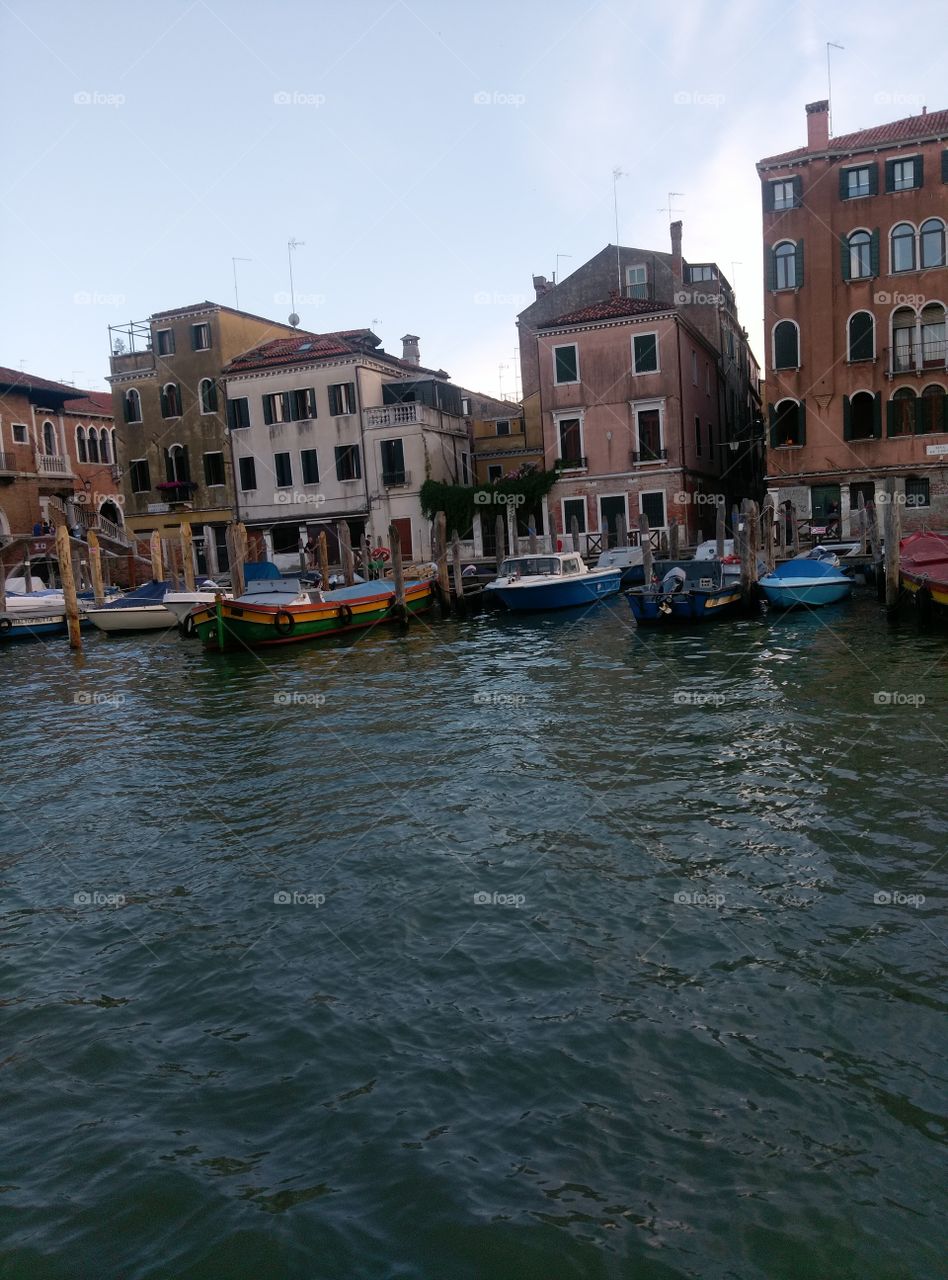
[0, 611, 68, 640]
[192, 580, 435, 650]
[626, 585, 742, 623]
[486, 570, 621, 611]
[759, 580, 852, 608]
[84, 605, 178, 633]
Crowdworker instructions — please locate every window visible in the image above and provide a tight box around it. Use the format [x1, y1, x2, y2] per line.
[156, 329, 175, 356]
[129, 458, 150, 492]
[562, 497, 586, 535]
[632, 332, 658, 373]
[334, 444, 361, 481]
[111, 429, 116, 460]
[328, 383, 356, 415]
[771, 399, 804, 447]
[850, 481, 875, 510]
[846, 229, 873, 279]
[846, 391, 877, 440]
[227, 397, 250, 430]
[919, 385, 946, 435]
[495, 420, 511, 436]
[262, 392, 289, 425]
[461, 396, 471, 415]
[888, 388, 916, 436]
[556, 415, 583, 464]
[203, 451, 225, 486]
[43, 421, 56, 454]
[553, 344, 579, 384]
[694, 415, 702, 458]
[124, 388, 142, 423]
[634, 405, 663, 461]
[691, 349, 698, 385]
[841, 165, 874, 199]
[773, 240, 800, 289]
[76, 427, 87, 463]
[626, 264, 648, 298]
[99, 431, 110, 464]
[191, 322, 211, 351]
[921, 303, 946, 366]
[301, 449, 319, 485]
[290, 387, 317, 420]
[891, 223, 916, 272]
[920, 218, 946, 269]
[274, 451, 293, 487]
[87, 428, 100, 463]
[165, 444, 189, 483]
[773, 320, 799, 369]
[640, 491, 666, 530]
[487, 465, 503, 483]
[848, 312, 874, 362]
[905, 477, 930, 507]
[771, 179, 797, 211]
[810, 484, 841, 523]
[238, 456, 257, 491]
[892, 307, 916, 372]
[12, 423, 27, 443]
[887, 157, 922, 193]
[160, 383, 181, 418]
[688, 264, 717, 282]
[380, 438, 406, 485]
[199, 378, 218, 414]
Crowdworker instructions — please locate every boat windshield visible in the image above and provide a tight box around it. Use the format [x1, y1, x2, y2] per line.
[499, 557, 561, 577]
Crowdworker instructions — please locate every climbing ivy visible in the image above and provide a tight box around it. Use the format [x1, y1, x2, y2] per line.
[420, 467, 559, 538]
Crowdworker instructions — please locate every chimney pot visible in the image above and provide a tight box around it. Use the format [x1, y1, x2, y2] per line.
[401, 334, 420, 366]
[670, 219, 683, 282]
[805, 99, 830, 151]
[533, 274, 551, 300]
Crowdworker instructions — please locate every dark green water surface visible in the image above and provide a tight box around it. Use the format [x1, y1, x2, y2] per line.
[1, 595, 945, 1279]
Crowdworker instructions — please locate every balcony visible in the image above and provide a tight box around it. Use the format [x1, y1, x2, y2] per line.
[555, 456, 588, 472]
[623, 282, 655, 302]
[381, 469, 411, 488]
[885, 340, 948, 377]
[36, 453, 73, 478]
[365, 403, 439, 429]
[0, 451, 15, 475]
[631, 448, 668, 464]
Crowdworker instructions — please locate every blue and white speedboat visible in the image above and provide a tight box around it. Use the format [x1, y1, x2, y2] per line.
[758, 558, 852, 609]
[485, 552, 621, 611]
[626, 559, 742, 624]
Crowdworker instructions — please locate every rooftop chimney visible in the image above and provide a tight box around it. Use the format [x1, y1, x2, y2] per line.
[533, 274, 552, 300]
[670, 220, 683, 282]
[401, 334, 420, 366]
[805, 100, 830, 151]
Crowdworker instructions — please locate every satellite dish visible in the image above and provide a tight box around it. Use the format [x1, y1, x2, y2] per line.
[289, 312, 300, 327]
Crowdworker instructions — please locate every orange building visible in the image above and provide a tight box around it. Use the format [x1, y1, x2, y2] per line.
[758, 101, 948, 531]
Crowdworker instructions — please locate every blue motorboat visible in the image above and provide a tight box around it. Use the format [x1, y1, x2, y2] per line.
[485, 552, 621, 611]
[758, 558, 852, 609]
[626, 559, 742, 624]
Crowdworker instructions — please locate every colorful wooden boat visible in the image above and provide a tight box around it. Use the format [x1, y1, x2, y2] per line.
[626, 559, 742, 624]
[484, 552, 621, 610]
[192, 575, 435, 650]
[758, 558, 852, 608]
[899, 531, 948, 620]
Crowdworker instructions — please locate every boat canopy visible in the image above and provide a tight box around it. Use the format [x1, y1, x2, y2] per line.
[95, 580, 172, 609]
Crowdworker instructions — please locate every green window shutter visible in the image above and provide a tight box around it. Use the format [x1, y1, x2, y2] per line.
[164, 448, 174, 483]
[914, 156, 924, 188]
[768, 402, 777, 448]
[766, 246, 777, 291]
[763, 182, 774, 213]
[868, 163, 879, 196]
[798, 399, 806, 446]
[839, 168, 849, 200]
[842, 395, 852, 440]
[873, 392, 882, 438]
[794, 239, 804, 286]
[885, 159, 897, 192]
[942, 151, 948, 183]
[792, 176, 802, 207]
[886, 400, 896, 436]
[840, 235, 850, 281]
[870, 229, 880, 276]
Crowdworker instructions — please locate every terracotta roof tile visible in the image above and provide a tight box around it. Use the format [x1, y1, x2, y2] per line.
[541, 296, 674, 327]
[64, 392, 114, 417]
[224, 330, 449, 379]
[759, 107, 948, 165]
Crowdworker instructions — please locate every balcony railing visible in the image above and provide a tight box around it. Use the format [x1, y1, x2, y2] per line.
[366, 404, 426, 428]
[631, 447, 668, 463]
[381, 469, 411, 488]
[623, 282, 655, 302]
[36, 453, 71, 477]
[0, 451, 15, 473]
[555, 456, 588, 471]
[886, 340, 948, 376]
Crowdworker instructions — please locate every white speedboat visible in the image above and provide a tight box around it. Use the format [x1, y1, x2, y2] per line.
[485, 552, 622, 611]
[84, 581, 178, 633]
[163, 581, 231, 629]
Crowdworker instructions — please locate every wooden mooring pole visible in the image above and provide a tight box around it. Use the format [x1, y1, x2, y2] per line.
[716, 501, 726, 559]
[762, 496, 775, 573]
[639, 513, 653, 586]
[388, 522, 407, 622]
[87, 530, 105, 605]
[571, 515, 580, 554]
[740, 498, 760, 609]
[55, 525, 81, 650]
[669, 522, 680, 559]
[882, 478, 901, 611]
[495, 513, 505, 573]
[318, 530, 330, 590]
[434, 511, 450, 608]
[338, 521, 354, 587]
[180, 520, 196, 592]
[857, 491, 868, 556]
[451, 529, 465, 610]
[150, 530, 163, 582]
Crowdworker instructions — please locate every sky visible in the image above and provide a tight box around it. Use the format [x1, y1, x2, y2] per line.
[2, 0, 946, 397]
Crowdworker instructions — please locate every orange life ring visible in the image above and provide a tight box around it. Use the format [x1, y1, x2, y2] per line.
[373, 546, 391, 563]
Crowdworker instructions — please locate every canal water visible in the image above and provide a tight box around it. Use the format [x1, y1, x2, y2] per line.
[1, 595, 945, 1280]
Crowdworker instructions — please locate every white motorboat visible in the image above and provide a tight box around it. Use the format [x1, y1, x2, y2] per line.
[84, 581, 178, 633]
[163, 581, 231, 629]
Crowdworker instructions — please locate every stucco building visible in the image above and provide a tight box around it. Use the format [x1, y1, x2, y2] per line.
[758, 100, 948, 530]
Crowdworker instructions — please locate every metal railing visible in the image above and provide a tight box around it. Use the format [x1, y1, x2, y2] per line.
[631, 447, 668, 463]
[0, 451, 15, 472]
[554, 456, 588, 471]
[886, 340, 948, 375]
[381, 469, 411, 487]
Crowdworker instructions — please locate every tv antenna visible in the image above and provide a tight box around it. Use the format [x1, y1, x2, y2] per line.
[826, 43, 844, 135]
[232, 257, 252, 310]
[658, 192, 684, 223]
[554, 252, 571, 284]
[287, 238, 305, 326]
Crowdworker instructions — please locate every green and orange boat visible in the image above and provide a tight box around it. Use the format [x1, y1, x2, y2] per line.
[191, 572, 436, 650]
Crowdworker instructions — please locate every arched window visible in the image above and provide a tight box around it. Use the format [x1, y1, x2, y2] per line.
[166, 444, 189, 483]
[99, 429, 110, 464]
[889, 387, 916, 436]
[42, 420, 56, 455]
[920, 303, 946, 367]
[111, 429, 117, 461]
[849, 391, 876, 440]
[125, 388, 142, 423]
[99, 499, 123, 527]
[772, 399, 803, 447]
[774, 242, 797, 290]
[848, 312, 874, 362]
[848, 230, 872, 279]
[76, 426, 87, 463]
[199, 378, 218, 414]
[891, 222, 916, 273]
[160, 383, 181, 419]
[918, 384, 946, 435]
[892, 306, 917, 373]
[88, 427, 99, 463]
[920, 219, 946, 269]
[773, 320, 799, 369]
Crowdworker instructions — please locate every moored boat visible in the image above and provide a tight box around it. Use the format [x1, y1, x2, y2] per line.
[899, 531, 948, 620]
[595, 545, 645, 586]
[484, 552, 621, 611]
[626, 559, 742, 624]
[83, 580, 178, 633]
[192, 575, 435, 650]
[163, 581, 231, 630]
[0, 598, 68, 641]
[758, 558, 852, 609]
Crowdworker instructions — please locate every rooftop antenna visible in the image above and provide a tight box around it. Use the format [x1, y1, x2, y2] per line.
[232, 257, 252, 310]
[554, 252, 572, 284]
[826, 42, 844, 136]
[498, 362, 508, 399]
[730, 260, 742, 297]
[510, 350, 521, 400]
[658, 192, 684, 223]
[287, 238, 305, 326]
[612, 168, 625, 293]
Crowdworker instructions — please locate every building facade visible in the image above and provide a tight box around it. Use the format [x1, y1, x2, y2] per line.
[466, 391, 538, 484]
[107, 302, 298, 567]
[758, 100, 948, 530]
[222, 331, 470, 565]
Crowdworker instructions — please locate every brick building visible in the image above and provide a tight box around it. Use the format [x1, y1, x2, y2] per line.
[758, 100, 948, 531]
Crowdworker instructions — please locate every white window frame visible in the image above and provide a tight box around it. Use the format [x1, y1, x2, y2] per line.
[203, 451, 226, 488]
[299, 447, 320, 487]
[487, 464, 503, 483]
[772, 180, 795, 211]
[273, 451, 293, 489]
[890, 221, 918, 274]
[237, 455, 257, 492]
[845, 166, 872, 199]
[125, 388, 142, 423]
[11, 422, 28, 444]
[552, 342, 580, 386]
[155, 328, 175, 356]
[846, 310, 876, 362]
[129, 457, 150, 493]
[630, 398, 665, 462]
[191, 322, 211, 351]
[771, 319, 801, 370]
[892, 157, 919, 192]
[76, 425, 87, 463]
[631, 330, 660, 375]
[597, 491, 630, 534]
[560, 496, 587, 535]
[198, 378, 217, 415]
[626, 264, 648, 298]
[552, 409, 585, 463]
[638, 489, 667, 531]
[774, 240, 798, 290]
